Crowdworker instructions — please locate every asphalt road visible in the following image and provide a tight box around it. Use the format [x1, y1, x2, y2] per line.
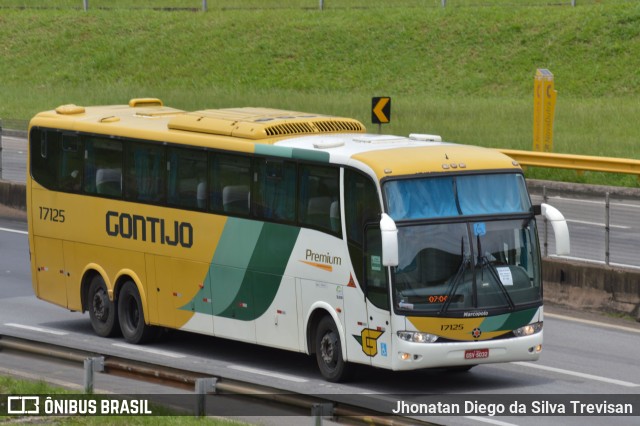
[0, 219, 638, 425]
[0, 134, 26, 183]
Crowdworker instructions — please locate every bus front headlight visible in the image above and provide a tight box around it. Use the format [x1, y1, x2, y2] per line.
[397, 331, 439, 343]
[513, 321, 543, 337]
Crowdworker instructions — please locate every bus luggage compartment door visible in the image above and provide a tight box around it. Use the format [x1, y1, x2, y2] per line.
[33, 236, 68, 308]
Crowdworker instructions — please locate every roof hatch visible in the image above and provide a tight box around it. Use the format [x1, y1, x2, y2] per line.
[129, 98, 163, 108]
[55, 104, 86, 115]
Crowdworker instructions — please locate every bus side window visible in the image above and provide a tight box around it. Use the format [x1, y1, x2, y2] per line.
[344, 169, 382, 286]
[298, 164, 341, 235]
[59, 134, 83, 193]
[125, 142, 165, 203]
[30, 128, 61, 190]
[167, 147, 207, 210]
[209, 154, 251, 216]
[84, 137, 122, 198]
[253, 158, 296, 222]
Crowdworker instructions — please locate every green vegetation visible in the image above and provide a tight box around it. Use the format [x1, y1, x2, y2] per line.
[0, 0, 639, 186]
[0, 375, 242, 425]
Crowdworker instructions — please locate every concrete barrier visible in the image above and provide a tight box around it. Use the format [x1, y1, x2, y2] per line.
[543, 257, 640, 321]
[0, 180, 26, 210]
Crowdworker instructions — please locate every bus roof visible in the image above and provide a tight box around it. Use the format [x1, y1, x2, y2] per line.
[274, 134, 521, 180]
[30, 99, 365, 142]
[30, 99, 521, 180]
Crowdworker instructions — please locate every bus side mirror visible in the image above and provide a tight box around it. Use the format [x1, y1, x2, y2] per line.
[537, 203, 571, 256]
[380, 213, 399, 267]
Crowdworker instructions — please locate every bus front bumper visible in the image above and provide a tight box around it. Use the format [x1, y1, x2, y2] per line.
[390, 332, 543, 371]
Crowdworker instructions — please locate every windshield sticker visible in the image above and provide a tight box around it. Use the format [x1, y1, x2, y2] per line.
[399, 302, 414, 310]
[473, 222, 486, 236]
[371, 255, 381, 271]
[496, 267, 514, 286]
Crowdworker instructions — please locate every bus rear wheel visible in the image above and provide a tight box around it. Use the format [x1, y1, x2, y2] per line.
[117, 281, 156, 344]
[315, 316, 350, 382]
[88, 275, 119, 337]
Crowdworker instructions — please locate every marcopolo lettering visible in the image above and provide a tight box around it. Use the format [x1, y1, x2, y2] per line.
[106, 211, 193, 248]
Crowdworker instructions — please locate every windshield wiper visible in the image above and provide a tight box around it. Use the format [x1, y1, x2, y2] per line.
[475, 232, 515, 309]
[478, 254, 515, 309]
[439, 238, 470, 315]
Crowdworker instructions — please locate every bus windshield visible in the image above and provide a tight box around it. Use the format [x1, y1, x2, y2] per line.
[391, 219, 541, 314]
[383, 173, 541, 315]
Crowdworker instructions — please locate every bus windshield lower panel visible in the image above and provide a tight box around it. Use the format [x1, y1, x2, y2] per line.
[392, 219, 541, 315]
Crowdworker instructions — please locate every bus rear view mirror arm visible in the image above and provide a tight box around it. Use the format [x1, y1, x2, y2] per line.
[538, 203, 571, 256]
[380, 213, 399, 267]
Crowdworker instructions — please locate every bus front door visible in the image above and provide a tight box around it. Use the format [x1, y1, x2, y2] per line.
[363, 226, 392, 369]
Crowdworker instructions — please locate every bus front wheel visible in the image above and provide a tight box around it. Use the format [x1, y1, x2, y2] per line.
[315, 316, 350, 382]
[117, 281, 156, 344]
[88, 275, 119, 337]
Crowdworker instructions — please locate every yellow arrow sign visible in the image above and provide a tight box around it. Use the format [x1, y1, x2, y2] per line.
[372, 97, 391, 124]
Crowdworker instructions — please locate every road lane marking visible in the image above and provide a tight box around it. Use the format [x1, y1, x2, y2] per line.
[566, 219, 629, 229]
[112, 342, 186, 359]
[545, 312, 640, 334]
[228, 365, 308, 383]
[0, 227, 28, 235]
[4, 323, 68, 335]
[512, 362, 639, 387]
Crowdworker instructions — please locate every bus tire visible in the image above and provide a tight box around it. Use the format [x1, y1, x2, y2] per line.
[118, 280, 155, 344]
[315, 316, 350, 382]
[88, 275, 120, 337]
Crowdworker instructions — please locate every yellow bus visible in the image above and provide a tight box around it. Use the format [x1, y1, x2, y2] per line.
[27, 99, 569, 381]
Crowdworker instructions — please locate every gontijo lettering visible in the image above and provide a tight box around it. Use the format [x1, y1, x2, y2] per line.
[105, 211, 193, 248]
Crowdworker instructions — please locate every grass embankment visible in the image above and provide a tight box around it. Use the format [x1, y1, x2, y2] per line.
[0, 0, 639, 186]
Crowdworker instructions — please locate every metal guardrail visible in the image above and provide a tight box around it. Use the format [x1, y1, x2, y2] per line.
[498, 149, 640, 178]
[0, 334, 430, 425]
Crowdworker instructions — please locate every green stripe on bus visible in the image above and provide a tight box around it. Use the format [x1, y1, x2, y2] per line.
[480, 307, 538, 332]
[254, 145, 330, 163]
[184, 218, 301, 321]
[212, 218, 263, 269]
[495, 307, 539, 331]
[217, 222, 300, 321]
[255, 144, 293, 158]
[292, 148, 329, 163]
[181, 218, 263, 315]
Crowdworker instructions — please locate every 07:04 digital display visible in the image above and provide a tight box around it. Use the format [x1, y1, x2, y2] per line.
[427, 295, 448, 303]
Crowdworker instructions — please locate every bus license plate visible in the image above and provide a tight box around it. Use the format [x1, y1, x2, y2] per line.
[465, 349, 489, 360]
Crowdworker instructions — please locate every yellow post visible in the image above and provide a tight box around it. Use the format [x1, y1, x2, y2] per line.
[533, 69, 557, 152]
